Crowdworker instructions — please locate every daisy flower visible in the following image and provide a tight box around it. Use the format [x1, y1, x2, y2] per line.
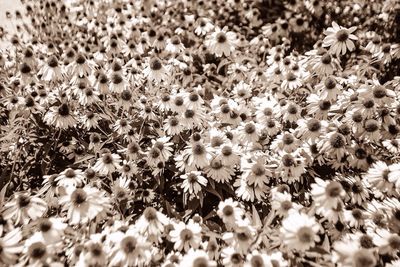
[135, 207, 169, 243]
[179, 248, 217, 267]
[364, 161, 395, 194]
[170, 221, 202, 252]
[311, 178, 345, 212]
[322, 22, 357, 56]
[109, 228, 152, 267]
[59, 185, 110, 225]
[143, 57, 169, 84]
[93, 152, 122, 176]
[55, 168, 86, 193]
[217, 198, 244, 229]
[388, 162, 400, 189]
[372, 228, 400, 255]
[204, 157, 234, 183]
[43, 103, 76, 129]
[223, 224, 257, 254]
[35, 217, 67, 245]
[2, 192, 47, 225]
[0, 228, 23, 265]
[180, 171, 208, 196]
[281, 211, 320, 251]
[205, 27, 238, 57]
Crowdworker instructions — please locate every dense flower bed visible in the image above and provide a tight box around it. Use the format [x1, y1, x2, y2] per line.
[0, 0, 400, 266]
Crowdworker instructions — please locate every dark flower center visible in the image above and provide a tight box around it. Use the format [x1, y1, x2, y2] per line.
[102, 153, 114, 164]
[245, 123, 256, 134]
[193, 144, 205, 155]
[121, 236, 137, 254]
[180, 229, 193, 241]
[58, 103, 70, 116]
[287, 105, 298, 114]
[326, 181, 342, 197]
[143, 207, 157, 221]
[112, 73, 123, 84]
[353, 249, 376, 267]
[329, 133, 345, 148]
[321, 53, 332, 64]
[364, 120, 379, 132]
[335, 29, 349, 42]
[282, 154, 295, 167]
[18, 195, 31, 207]
[48, 56, 58, 68]
[75, 54, 86, 64]
[184, 109, 195, 118]
[150, 58, 162, 71]
[307, 119, 321, 132]
[71, 189, 87, 205]
[216, 32, 227, 43]
[29, 242, 46, 259]
[169, 117, 179, 127]
[297, 227, 313, 243]
[319, 100, 331, 110]
[373, 86, 386, 99]
[363, 99, 375, 108]
[20, 63, 32, 74]
[121, 90, 132, 101]
[39, 219, 52, 232]
[324, 77, 336, 89]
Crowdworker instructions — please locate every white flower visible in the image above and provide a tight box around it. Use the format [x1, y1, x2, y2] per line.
[180, 171, 208, 195]
[205, 27, 238, 57]
[322, 22, 357, 56]
[179, 249, 216, 267]
[281, 211, 320, 251]
[170, 221, 202, 252]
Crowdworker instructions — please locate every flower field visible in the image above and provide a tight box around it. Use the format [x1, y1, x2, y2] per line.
[0, 0, 400, 266]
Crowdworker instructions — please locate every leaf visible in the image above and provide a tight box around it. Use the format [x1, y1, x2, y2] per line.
[252, 205, 262, 229]
[321, 234, 330, 252]
[206, 220, 222, 232]
[217, 59, 229, 74]
[205, 185, 222, 200]
[0, 182, 9, 208]
[203, 210, 217, 220]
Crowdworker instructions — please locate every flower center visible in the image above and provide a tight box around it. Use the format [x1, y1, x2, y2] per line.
[18, 195, 31, 208]
[29, 242, 47, 259]
[121, 236, 137, 254]
[326, 181, 342, 197]
[71, 189, 87, 205]
[150, 58, 162, 71]
[144, 207, 158, 221]
[251, 163, 265, 176]
[282, 154, 295, 167]
[193, 257, 209, 267]
[324, 77, 336, 89]
[222, 205, 234, 216]
[335, 29, 349, 42]
[307, 119, 321, 132]
[353, 249, 376, 267]
[250, 255, 265, 267]
[180, 229, 193, 241]
[245, 123, 256, 134]
[297, 226, 314, 244]
[321, 53, 331, 64]
[216, 32, 227, 43]
[102, 153, 113, 164]
[329, 133, 345, 148]
[364, 120, 379, 132]
[58, 103, 70, 116]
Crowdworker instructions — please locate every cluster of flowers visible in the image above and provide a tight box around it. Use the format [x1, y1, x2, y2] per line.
[0, 0, 400, 266]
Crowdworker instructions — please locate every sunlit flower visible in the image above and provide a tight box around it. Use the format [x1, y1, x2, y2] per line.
[205, 27, 237, 57]
[323, 22, 357, 56]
